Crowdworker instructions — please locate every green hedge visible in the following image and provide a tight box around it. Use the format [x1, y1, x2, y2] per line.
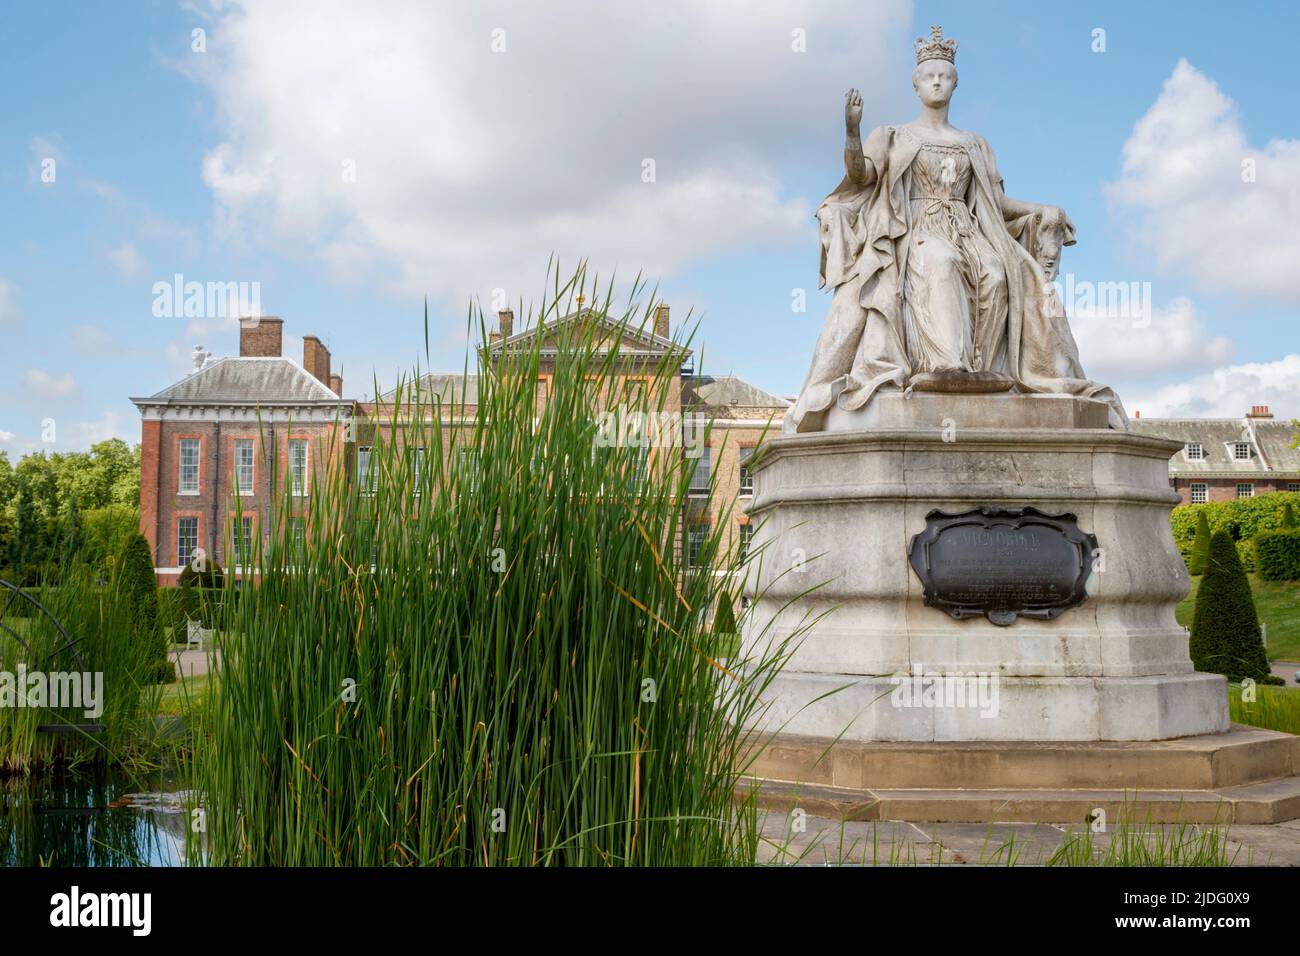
[1256, 530, 1300, 581]
[1172, 492, 1300, 543]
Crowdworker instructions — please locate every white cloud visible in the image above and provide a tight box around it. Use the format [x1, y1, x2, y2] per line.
[190, 0, 911, 306]
[1108, 59, 1300, 302]
[0, 277, 20, 327]
[66, 408, 133, 448]
[1125, 354, 1300, 420]
[108, 241, 149, 279]
[21, 369, 79, 402]
[0, 430, 14, 443]
[1072, 296, 1234, 382]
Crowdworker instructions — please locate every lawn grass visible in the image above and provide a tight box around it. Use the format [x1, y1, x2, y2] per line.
[156, 672, 211, 719]
[1176, 573, 1300, 662]
[1229, 681, 1300, 736]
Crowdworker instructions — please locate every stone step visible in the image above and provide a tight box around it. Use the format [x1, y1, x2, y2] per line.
[737, 774, 1300, 825]
[742, 725, 1300, 792]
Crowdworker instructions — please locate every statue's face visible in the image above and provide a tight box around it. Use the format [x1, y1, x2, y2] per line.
[912, 59, 956, 107]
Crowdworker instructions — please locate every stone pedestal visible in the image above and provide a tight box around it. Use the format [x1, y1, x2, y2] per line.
[739, 391, 1229, 742]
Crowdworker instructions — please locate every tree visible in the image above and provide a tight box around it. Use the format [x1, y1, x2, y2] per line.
[1188, 510, 1211, 575]
[121, 532, 174, 684]
[8, 490, 46, 584]
[1282, 501, 1297, 531]
[1190, 531, 1274, 684]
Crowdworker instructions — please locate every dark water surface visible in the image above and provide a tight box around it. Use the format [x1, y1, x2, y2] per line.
[0, 769, 186, 867]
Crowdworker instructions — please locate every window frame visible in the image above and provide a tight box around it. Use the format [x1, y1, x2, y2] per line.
[288, 438, 310, 497]
[177, 515, 199, 568]
[178, 437, 201, 495]
[1190, 482, 1208, 505]
[234, 438, 256, 496]
[1184, 442, 1204, 461]
[1236, 482, 1254, 499]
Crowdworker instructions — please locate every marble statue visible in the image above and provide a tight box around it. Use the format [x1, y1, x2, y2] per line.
[787, 26, 1127, 433]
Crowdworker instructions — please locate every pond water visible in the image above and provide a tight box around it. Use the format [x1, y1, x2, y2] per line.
[0, 769, 187, 867]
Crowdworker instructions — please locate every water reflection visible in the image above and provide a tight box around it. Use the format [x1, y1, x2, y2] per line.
[0, 770, 186, 867]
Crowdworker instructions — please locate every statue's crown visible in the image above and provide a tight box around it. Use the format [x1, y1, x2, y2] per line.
[915, 25, 957, 65]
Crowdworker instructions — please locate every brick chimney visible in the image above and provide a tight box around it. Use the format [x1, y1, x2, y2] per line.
[654, 304, 670, 339]
[302, 335, 331, 386]
[1247, 404, 1273, 419]
[498, 309, 514, 339]
[329, 373, 343, 397]
[240, 316, 283, 357]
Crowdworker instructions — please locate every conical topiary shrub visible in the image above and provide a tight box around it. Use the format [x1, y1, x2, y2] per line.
[1188, 510, 1211, 576]
[1190, 530, 1272, 684]
[1282, 501, 1297, 530]
[122, 532, 174, 684]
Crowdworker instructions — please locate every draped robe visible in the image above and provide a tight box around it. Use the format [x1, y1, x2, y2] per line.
[788, 123, 1127, 432]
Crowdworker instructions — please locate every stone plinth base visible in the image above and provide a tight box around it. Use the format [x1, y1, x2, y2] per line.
[744, 669, 1228, 742]
[738, 726, 1300, 824]
[742, 391, 1229, 741]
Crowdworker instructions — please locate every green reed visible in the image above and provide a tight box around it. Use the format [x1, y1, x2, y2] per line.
[187, 266, 795, 865]
[0, 563, 163, 775]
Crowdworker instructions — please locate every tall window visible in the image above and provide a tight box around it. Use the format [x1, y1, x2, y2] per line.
[1190, 483, 1208, 504]
[357, 446, 374, 494]
[738, 522, 754, 560]
[234, 439, 255, 495]
[411, 447, 426, 494]
[458, 448, 481, 492]
[1233, 442, 1252, 461]
[628, 447, 648, 492]
[177, 516, 198, 567]
[289, 439, 309, 496]
[739, 447, 755, 496]
[687, 523, 709, 567]
[688, 446, 711, 497]
[1184, 442, 1204, 461]
[234, 515, 254, 567]
[179, 438, 200, 494]
[1236, 483, 1254, 499]
[288, 517, 306, 561]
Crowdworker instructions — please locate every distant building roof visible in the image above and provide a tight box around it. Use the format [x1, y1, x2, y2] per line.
[682, 375, 790, 414]
[1130, 416, 1300, 478]
[133, 356, 342, 405]
[377, 373, 479, 405]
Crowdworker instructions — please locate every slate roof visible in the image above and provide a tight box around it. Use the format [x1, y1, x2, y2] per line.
[133, 357, 342, 405]
[682, 375, 790, 413]
[378, 373, 479, 405]
[1129, 416, 1300, 477]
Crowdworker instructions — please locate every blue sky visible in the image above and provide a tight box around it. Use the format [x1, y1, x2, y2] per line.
[3, 0, 1298, 453]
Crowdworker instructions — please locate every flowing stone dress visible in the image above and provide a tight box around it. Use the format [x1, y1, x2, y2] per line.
[787, 123, 1126, 433]
[902, 137, 1008, 375]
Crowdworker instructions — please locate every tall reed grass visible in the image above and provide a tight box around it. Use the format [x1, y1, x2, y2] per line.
[0, 565, 162, 775]
[188, 268, 795, 865]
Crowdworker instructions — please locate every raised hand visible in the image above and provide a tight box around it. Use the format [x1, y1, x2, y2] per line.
[845, 88, 863, 134]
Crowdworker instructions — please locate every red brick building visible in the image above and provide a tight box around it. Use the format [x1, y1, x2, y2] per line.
[130, 318, 352, 584]
[1129, 405, 1300, 505]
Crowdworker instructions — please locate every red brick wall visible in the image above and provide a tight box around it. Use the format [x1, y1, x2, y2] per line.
[1172, 478, 1293, 505]
[139, 419, 161, 563]
[146, 416, 347, 583]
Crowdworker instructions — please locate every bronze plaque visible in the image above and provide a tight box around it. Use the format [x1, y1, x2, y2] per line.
[907, 507, 1097, 626]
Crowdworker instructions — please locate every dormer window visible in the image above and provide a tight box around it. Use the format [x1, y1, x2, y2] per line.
[1185, 442, 1204, 460]
[1232, 442, 1252, 461]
